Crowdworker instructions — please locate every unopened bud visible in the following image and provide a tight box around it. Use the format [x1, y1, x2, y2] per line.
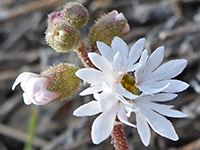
[41, 63, 80, 101]
[62, 2, 89, 28]
[48, 12, 63, 26]
[45, 23, 79, 52]
[12, 72, 59, 105]
[88, 10, 130, 51]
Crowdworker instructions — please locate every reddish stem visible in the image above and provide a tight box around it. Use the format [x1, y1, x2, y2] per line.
[111, 123, 128, 150]
[76, 42, 98, 69]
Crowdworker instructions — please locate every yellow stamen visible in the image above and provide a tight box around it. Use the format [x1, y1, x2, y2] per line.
[120, 74, 140, 95]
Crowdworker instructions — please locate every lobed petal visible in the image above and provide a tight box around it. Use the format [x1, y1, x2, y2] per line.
[135, 110, 151, 147]
[135, 50, 148, 84]
[128, 38, 145, 64]
[146, 102, 188, 118]
[145, 46, 165, 74]
[91, 105, 117, 144]
[141, 106, 179, 141]
[111, 37, 129, 65]
[146, 59, 188, 81]
[97, 41, 115, 62]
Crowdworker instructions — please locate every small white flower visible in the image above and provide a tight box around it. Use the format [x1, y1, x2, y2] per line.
[74, 37, 189, 146]
[12, 72, 59, 105]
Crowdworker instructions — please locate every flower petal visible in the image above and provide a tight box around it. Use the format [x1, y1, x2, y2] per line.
[76, 68, 104, 85]
[113, 51, 122, 72]
[137, 82, 170, 94]
[141, 106, 179, 141]
[128, 38, 145, 64]
[80, 85, 102, 96]
[111, 37, 129, 65]
[88, 53, 113, 73]
[135, 50, 148, 84]
[73, 101, 101, 117]
[73, 100, 101, 117]
[22, 93, 32, 105]
[26, 77, 47, 95]
[35, 88, 59, 103]
[145, 46, 164, 74]
[91, 105, 117, 144]
[95, 91, 117, 112]
[145, 102, 188, 118]
[146, 59, 188, 81]
[135, 111, 151, 147]
[135, 93, 178, 102]
[12, 72, 38, 91]
[162, 80, 189, 93]
[118, 104, 136, 127]
[97, 41, 115, 62]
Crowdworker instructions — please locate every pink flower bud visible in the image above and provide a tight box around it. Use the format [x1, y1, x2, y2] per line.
[48, 12, 63, 26]
[12, 72, 59, 105]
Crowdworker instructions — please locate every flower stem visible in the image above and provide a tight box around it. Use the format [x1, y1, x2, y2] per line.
[24, 107, 39, 150]
[111, 121, 128, 150]
[75, 41, 98, 69]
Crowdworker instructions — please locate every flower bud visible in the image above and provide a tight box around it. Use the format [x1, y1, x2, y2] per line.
[12, 72, 59, 105]
[41, 63, 80, 101]
[62, 2, 89, 29]
[88, 10, 130, 52]
[45, 23, 79, 52]
[47, 12, 63, 26]
[12, 63, 80, 105]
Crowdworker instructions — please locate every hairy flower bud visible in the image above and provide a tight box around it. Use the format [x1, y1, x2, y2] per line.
[62, 2, 89, 29]
[88, 10, 130, 52]
[45, 23, 79, 52]
[41, 63, 80, 101]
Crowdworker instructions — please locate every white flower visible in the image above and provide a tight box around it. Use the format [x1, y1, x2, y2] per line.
[76, 36, 145, 101]
[74, 36, 189, 146]
[12, 72, 59, 105]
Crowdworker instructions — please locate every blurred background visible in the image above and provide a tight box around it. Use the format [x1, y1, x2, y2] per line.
[0, 0, 200, 149]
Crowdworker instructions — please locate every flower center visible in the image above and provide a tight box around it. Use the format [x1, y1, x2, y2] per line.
[120, 74, 140, 95]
